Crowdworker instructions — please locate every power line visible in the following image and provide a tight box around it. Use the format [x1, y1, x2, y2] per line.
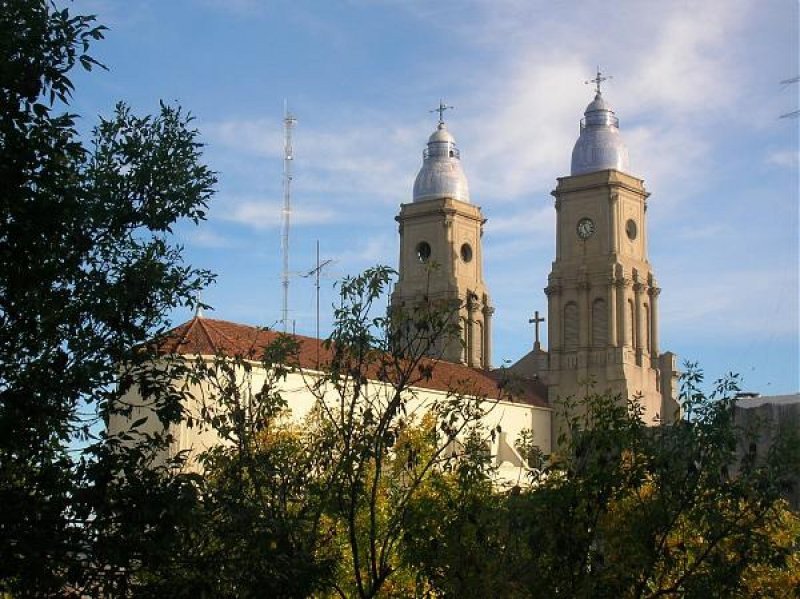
[779, 76, 799, 119]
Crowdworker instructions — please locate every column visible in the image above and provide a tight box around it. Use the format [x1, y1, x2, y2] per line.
[649, 286, 661, 358]
[608, 276, 618, 346]
[642, 201, 649, 260]
[482, 303, 494, 370]
[467, 291, 477, 368]
[616, 278, 628, 348]
[545, 282, 560, 350]
[554, 198, 562, 260]
[633, 276, 644, 362]
[443, 214, 454, 268]
[609, 192, 619, 254]
[578, 278, 590, 348]
[396, 217, 405, 282]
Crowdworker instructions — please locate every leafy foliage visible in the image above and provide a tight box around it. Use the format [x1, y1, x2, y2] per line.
[0, 1, 215, 594]
[108, 267, 494, 597]
[404, 370, 800, 598]
[122, 259, 799, 598]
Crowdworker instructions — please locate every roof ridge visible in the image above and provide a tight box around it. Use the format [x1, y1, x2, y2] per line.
[197, 317, 247, 354]
[193, 317, 321, 345]
[158, 318, 547, 408]
[193, 317, 220, 353]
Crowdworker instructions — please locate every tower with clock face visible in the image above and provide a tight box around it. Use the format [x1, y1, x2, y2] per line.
[391, 112, 493, 369]
[541, 82, 679, 428]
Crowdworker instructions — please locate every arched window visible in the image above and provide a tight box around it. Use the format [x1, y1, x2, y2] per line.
[564, 302, 579, 349]
[592, 298, 607, 347]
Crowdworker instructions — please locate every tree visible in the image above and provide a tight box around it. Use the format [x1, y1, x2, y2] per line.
[0, 1, 215, 594]
[403, 370, 800, 598]
[106, 257, 799, 597]
[119, 266, 501, 597]
[310, 267, 495, 598]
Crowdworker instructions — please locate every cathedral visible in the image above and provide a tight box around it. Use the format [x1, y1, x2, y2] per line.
[392, 78, 679, 430]
[111, 77, 681, 472]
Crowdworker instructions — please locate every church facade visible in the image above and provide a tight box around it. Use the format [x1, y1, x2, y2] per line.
[392, 83, 679, 434]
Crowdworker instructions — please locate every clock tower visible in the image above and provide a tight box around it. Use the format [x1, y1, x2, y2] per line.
[391, 107, 493, 369]
[542, 77, 678, 426]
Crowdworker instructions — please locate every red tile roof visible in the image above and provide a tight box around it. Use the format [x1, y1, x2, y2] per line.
[156, 317, 549, 408]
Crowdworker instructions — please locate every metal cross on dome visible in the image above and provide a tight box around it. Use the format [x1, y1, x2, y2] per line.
[430, 100, 453, 125]
[585, 67, 612, 95]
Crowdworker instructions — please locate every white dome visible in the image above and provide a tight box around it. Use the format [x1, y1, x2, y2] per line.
[570, 92, 631, 176]
[428, 126, 455, 144]
[413, 123, 470, 203]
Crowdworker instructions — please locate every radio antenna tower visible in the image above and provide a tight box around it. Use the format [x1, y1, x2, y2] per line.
[281, 101, 297, 333]
[301, 240, 334, 366]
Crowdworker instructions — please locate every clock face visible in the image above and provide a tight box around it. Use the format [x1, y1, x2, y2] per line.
[576, 217, 595, 240]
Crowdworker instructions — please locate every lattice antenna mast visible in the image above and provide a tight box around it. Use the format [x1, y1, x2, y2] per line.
[281, 101, 297, 333]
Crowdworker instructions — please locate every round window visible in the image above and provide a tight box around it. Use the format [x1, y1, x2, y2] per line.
[460, 243, 473, 263]
[416, 241, 431, 263]
[625, 219, 638, 240]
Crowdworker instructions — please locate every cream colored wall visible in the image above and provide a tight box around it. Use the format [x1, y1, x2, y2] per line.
[392, 197, 493, 369]
[107, 373, 234, 470]
[109, 356, 552, 485]
[545, 169, 671, 441]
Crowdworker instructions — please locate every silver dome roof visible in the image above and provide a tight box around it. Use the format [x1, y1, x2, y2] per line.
[412, 122, 470, 203]
[570, 91, 630, 176]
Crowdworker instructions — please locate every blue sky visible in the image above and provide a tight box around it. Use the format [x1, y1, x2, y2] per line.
[72, 0, 798, 394]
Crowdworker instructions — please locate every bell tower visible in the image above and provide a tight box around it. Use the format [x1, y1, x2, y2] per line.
[545, 74, 678, 425]
[391, 105, 493, 369]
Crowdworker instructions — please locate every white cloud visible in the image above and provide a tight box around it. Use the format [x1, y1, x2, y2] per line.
[204, 118, 283, 159]
[463, 56, 588, 200]
[618, 0, 751, 118]
[216, 197, 339, 229]
[662, 267, 799, 338]
[200, 0, 757, 226]
[673, 223, 730, 241]
[332, 234, 397, 276]
[623, 124, 710, 208]
[395, 0, 755, 211]
[186, 229, 237, 249]
[765, 149, 800, 168]
[488, 205, 554, 236]
[204, 116, 420, 204]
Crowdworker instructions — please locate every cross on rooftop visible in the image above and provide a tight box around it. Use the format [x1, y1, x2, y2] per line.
[430, 100, 453, 125]
[194, 289, 204, 318]
[529, 310, 545, 350]
[585, 67, 612, 95]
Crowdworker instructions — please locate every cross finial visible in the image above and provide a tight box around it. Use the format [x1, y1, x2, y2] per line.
[529, 310, 545, 350]
[585, 66, 612, 95]
[430, 99, 453, 125]
[194, 289, 204, 318]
